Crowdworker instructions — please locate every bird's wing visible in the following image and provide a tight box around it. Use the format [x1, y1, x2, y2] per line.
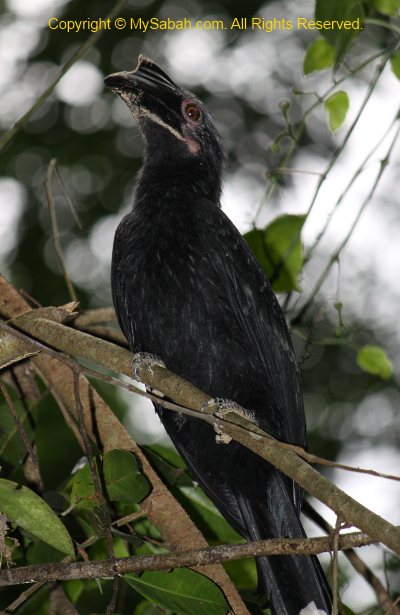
[195, 200, 306, 449]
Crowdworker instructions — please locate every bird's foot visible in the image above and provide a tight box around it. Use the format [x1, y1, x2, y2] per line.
[203, 398, 255, 422]
[202, 398, 255, 445]
[131, 352, 166, 382]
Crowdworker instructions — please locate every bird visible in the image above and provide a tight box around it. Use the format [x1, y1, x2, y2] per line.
[105, 55, 332, 615]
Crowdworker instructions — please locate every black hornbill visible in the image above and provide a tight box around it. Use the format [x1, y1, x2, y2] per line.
[105, 56, 332, 615]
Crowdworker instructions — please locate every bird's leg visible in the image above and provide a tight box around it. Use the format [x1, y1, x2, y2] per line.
[131, 352, 166, 382]
[202, 398, 256, 445]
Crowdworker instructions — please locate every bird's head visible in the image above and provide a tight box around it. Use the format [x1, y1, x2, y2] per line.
[104, 55, 224, 201]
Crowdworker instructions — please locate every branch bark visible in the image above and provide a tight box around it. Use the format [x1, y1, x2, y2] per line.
[2, 294, 400, 556]
[0, 529, 380, 587]
[304, 502, 400, 614]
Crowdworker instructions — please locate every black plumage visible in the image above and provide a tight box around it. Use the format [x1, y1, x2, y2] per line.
[105, 56, 332, 615]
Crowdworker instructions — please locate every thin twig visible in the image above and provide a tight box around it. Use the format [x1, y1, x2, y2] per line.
[72, 370, 100, 492]
[385, 597, 400, 615]
[278, 49, 394, 312]
[17, 289, 42, 308]
[304, 502, 400, 615]
[304, 108, 400, 265]
[269, 48, 392, 293]
[254, 48, 387, 224]
[293, 121, 400, 324]
[54, 163, 82, 229]
[72, 371, 115, 561]
[268, 167, 324, 177]
[2, 581, 46, 612]
[113, 508, 149, 528]
[330, 517, 343, 615]
[350, 555, 400, 614]
[44, 159, 77, 303]
[106, 578, 119, 615]
[0, 383, 43, 491]
[365, 17, 400, 36]
[55, 396, 85, 450]
[303, 49, 391, 225]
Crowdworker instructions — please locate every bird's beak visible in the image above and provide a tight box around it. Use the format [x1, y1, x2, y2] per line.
[104, 56, 186, 140]
[104, 55, 181, 104]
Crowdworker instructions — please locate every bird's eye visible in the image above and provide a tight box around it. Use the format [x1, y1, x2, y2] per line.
[183, 101, 202, 123]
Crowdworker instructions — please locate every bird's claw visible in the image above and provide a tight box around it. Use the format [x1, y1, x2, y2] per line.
[131, 352, 166, 382]
[203, 398, 255, 421]
[214, 430, 233, 445]
[202, 398, 255, 445]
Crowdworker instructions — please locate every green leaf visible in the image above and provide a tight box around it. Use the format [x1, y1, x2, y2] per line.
[340, 605, 358, 615]
[143, 446, 239, 542]
[391, 51, 400, 80]
[146, 444, 186, 470]
[315, 0, 366, 62]
[357, 345, 393, 380]
[103, 449, 150, 504]
[11, 585, 50, 615]
[303, 38, 335, 74]
[0, 393, 30, 466]
[63, 579, 85, 604]
[244, 214, 306, 292]
[180, 486, 240, 543]
[124, 568, 228, 615]
[70, 462, 97, 511]
[373, 0, 400, 15]
[324, 91, 349, 132]
[143, 445, 191, 488]
[26, 540, 65, 565]
[36, 392, 82, 490]
[0, 479, 74, 556]
[222, 556, 258, 590]
[134, 602, 163, 615]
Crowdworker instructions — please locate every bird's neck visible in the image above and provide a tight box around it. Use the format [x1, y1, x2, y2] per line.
[135, 154, 222, 204]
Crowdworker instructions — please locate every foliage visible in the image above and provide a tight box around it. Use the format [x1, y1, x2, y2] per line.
[125, 569, 228, 615]
[357, 345, 393, 379]
[324, 91, 350, 132]
[245, 215, 306, 291]
[303, 38, 336, 75]
[0, 478, 74, 556]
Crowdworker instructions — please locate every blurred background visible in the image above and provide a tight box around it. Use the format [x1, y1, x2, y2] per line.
[1, 0, 399, 610]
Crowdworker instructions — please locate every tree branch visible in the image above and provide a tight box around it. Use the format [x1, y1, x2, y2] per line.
[0, 529, 382, 587]
[0, 383, 43, 491]
[2, 300, 400, 556]
[304, 502, 400, 615]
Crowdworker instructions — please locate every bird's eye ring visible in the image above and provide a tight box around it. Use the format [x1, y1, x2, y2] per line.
[182, 100, 202, 123]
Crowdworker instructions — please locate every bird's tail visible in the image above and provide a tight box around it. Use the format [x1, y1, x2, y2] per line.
[255, 545, 332, 615]
[237, 488, 332, 615]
